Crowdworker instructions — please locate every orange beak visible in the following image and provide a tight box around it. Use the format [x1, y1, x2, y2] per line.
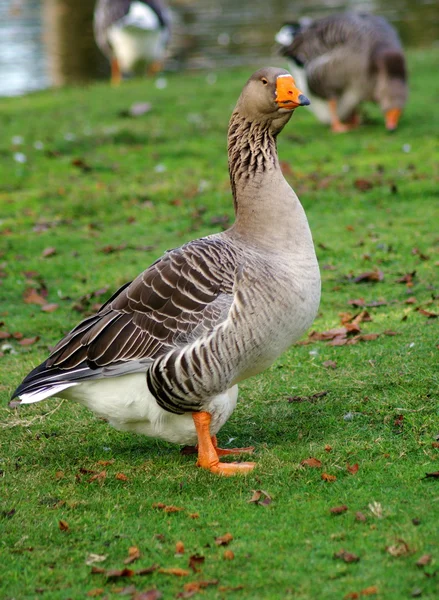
[275, 74, 310, 110]
[385, 108, 402, 131]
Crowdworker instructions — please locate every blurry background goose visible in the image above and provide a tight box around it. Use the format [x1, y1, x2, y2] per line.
[276, 12, 409, 132]
[0, 0, 437, 97]
[93, 0, 171, 85]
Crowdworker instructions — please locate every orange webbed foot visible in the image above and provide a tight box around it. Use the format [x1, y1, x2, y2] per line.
[192, 412, 256, 476]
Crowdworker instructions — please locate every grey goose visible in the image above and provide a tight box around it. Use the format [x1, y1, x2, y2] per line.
[276, 13, 408, 132]
[11, 67, 321, 475]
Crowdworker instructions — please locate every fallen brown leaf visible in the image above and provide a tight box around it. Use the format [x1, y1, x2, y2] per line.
[23, 288, 46, 305]
[86, 589, 105, 597]
[177, 581, 218, 598]
[175, 541, 185, 555]
[137, 564, 159, 576]
[354, 179, 373, 191]
[424, 471, 439, 479]
[188, 554, 205, 573]
[116, 472, 129, 481]
[17, 336, 40, 347]
[132, 590, 162, 600]
[106, 568, 135, 580]
[418, 309, 439, 318]
[288, 390, 328, 402]
[158, 568, 189, 577]
[90, 566, 106, 575]
[355, 512, 367, 522]
[330, 505, 348, 515]
[42, 247, 57, 258]
[223, 550, 234, 560]
[215, 533, 233, 546]
[432, 442, 439, 449]
[323, 360, 337, 369]
[41, 303, 59, 313]
[58, 520, 69, 531]
[347, 463, 359, 475]
[301, 457, 322, 468]
[321, 473, 337, 482]
[334, 549, 360, 563]
[248, 489, 272, 506]
[360, 586, 378, 596]
[395, 271, 416, 284]
[97, 459, 115, 466]
[89, 470, 106, 484]
[324, 444, 332, 452]
[152, 503, 184, 513]
[386, 540, 410, 557]
[416, 554, 432, 567]
[188, 513, 199, 519]
[352, 270, 384, 284]
[124, 546, 141, 565]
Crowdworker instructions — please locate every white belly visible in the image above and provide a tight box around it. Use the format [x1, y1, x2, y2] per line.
[63, 374, 238, 445]
[108, 27, 165, 72]
[287, 61, 332, 124]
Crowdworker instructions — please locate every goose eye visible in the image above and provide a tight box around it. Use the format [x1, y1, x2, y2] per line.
[261, 77, 268, 85]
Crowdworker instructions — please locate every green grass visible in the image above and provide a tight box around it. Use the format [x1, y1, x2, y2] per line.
[1, 49, 439, 600]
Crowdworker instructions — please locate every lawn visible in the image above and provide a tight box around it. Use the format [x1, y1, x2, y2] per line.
[1, 48, 438, 600]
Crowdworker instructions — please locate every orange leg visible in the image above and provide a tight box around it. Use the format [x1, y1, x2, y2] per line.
[192, 412, 255, 476]
[329, 99, 355, 133]
[111, 57, 122, 86]
[147, 60, 164, 75]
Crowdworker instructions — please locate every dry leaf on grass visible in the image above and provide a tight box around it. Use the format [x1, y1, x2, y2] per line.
[215, 533, 233, 546]
[188, 554, 205, 573]
[344, 586, 378, 599]
[301, 457, 322, 468]
[330, 505, 348, 515]
[223, 550, 235, 560]
[89, 470, 106, 484]
[416, 554, 432, 567]
[334, 549, 360, 563]
[86, 589, 105, 597]
[324, 444, 332, 452]
[323, 360, 337, 369]
[423, 471, 439, 479]
[355, 512, 367, 522]
[137, 565, 160, 576]
[288, 390, 328, 403]
[18, 336, 40, 346]
[41, 302, 59, 313]
[58, 519, 69, 531]
[42, 247, 57, 258]
[368, 501, 383, 518]
[248, 489, 272, 506]
[85, 554, 108, 566]
[347, 463, 359, 475]
[23, 288, 46, 305]
[152, 503, 184, 513]
[177, 580, 218, 599]
[158, 568, 189, 577]
[116, 472, 129, 481]
[175, 541, 185, 555]
[321, 473, 336, 482]
[386, 540, 410, 557]
[106, 568, 135, 580]
[124, 546, 141, 565]
[135, 590, 162, 600]
[352, 270, 384, 284]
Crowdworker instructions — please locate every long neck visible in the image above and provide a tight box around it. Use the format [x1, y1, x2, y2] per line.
[227, 112, 309, 251]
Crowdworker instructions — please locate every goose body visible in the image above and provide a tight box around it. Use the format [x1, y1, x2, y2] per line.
[276, 13, 408, 132]
[11, 68, 320, 474]
[94, 0, 170, 84]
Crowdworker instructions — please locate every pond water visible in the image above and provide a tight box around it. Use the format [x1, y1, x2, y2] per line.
[0, 0, 438, 97]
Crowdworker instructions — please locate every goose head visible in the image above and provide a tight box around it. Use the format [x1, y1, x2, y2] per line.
[234, 67, 310, 134]
[374, 50, 408, 131]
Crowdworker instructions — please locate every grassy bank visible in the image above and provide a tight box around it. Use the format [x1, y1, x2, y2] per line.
[1, 48, 438, 600]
